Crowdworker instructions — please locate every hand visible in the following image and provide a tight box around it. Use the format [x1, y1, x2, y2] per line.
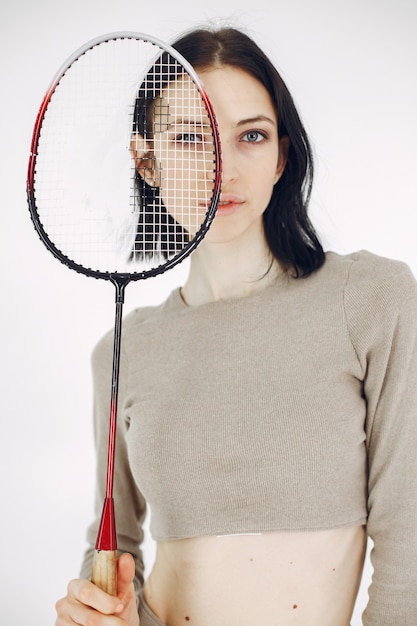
[55, 553, 140, 625]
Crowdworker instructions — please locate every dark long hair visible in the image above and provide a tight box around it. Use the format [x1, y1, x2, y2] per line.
[171, 27, 324, 277]
[132, 27, 325, 276]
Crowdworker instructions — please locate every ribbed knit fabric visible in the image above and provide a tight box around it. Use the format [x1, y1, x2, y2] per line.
[81, 250, 417, 623]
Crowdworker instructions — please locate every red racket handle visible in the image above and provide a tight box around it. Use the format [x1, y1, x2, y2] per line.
[92, 496, 117, 594]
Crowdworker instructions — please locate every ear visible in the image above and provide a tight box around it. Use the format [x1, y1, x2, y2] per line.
[130, 134, 160, 187]
[274, 135, 290, 184]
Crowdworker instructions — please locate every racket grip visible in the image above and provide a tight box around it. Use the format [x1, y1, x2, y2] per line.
[91, 549, 117, 595]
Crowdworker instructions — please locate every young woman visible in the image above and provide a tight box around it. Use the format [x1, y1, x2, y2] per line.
[55, 27, 417, 626]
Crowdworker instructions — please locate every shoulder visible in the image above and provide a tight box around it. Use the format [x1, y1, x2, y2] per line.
[319, 250, 416, 302]
[328, 250, 417, 309]
[323, 251, 417, 350]
[298, 250, 416, 310]
[91, 289, 182, 366]
[324, 249, 413, 279]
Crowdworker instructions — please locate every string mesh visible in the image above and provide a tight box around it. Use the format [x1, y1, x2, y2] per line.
[31, 36, 219, 276]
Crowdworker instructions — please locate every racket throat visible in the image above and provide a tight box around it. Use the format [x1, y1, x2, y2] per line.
[95, 497, 117, 551]
[110, 275, 130, 304]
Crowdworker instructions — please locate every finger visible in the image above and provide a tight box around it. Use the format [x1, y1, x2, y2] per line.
[67, 600, 124, 626]
[55, 595, 75, 625]
[69, 578, 124, 615]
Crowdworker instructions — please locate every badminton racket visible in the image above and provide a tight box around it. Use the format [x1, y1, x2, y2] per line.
[27, 31, 221, 595]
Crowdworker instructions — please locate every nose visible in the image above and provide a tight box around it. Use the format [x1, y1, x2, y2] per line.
[219, 140, 238, 185]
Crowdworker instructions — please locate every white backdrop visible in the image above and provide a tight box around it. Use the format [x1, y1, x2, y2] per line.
[1, 1, 416, 624]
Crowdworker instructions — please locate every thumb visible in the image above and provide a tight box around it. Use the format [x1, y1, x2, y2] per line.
[115, 553, 140, 625]
[117, 553, 136, 599]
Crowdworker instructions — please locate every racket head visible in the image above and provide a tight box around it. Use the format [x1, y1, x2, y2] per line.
[27, 32, 221, 282]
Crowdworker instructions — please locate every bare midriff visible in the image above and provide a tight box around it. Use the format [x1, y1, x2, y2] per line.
[142, 525, 367, 626]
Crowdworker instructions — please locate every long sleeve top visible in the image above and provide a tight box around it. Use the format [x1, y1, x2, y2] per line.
[80, 250, 417, 623]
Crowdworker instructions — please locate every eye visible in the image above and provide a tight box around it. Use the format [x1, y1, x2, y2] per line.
[174, 132, 204, 144]
[242, 130, 267, 143]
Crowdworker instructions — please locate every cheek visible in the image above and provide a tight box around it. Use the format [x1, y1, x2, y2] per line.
[255, 164, 280, 206]
[155, 152, 212, 236]
[253, 145, 281, 187]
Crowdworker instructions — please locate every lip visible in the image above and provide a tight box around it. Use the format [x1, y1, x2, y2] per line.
[215, 193, 244, 216]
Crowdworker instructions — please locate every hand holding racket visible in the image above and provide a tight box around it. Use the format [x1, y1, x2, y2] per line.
[27, 32, 221, 595]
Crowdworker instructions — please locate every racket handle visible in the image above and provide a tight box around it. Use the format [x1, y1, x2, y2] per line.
[91, 549, 117, 595]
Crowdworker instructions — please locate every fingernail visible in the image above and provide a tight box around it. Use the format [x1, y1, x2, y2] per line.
[115, 603, 124, 613]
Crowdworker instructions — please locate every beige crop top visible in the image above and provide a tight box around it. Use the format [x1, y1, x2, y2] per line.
[81, 250, 417, 621]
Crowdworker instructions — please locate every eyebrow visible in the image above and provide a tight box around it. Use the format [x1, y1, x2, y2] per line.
[235, 115, 276, 127]
[166, 120, 212, 131]
[170, 119, 211, 126]
[154, 118, 211, 133]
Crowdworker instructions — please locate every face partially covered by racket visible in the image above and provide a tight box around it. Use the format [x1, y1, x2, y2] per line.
[27, 32, 221, 281]
[27, 32, 221, 595]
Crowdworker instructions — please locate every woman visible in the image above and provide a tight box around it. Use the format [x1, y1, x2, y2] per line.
[55, 27, 417, 625]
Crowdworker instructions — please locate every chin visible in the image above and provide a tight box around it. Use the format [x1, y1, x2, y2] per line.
[203, 215, 264, 246]
[203, 227, 242, 245]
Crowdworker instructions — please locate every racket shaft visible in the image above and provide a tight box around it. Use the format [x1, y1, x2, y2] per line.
[92, 289, 124, 593]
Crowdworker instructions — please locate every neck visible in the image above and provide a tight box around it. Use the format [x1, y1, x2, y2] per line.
[181, 237, 284, 306]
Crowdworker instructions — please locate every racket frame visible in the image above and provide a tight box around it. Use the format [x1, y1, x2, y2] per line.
[26, 31, 221, 594]
[27, 31, 222, 283]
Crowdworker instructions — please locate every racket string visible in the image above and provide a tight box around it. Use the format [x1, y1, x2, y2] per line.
[31, 36, 219, 276]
